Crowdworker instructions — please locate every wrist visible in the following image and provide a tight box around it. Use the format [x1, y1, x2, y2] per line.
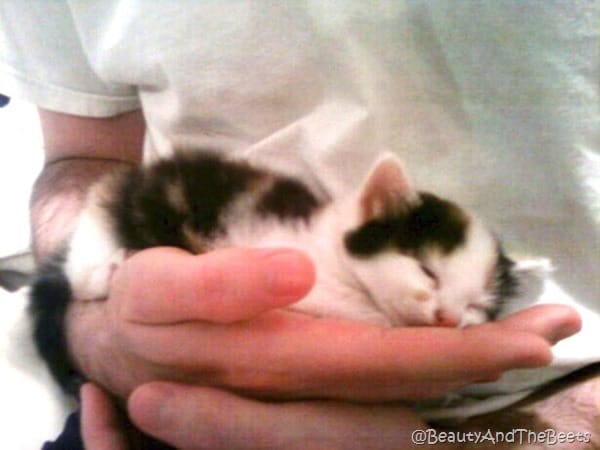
[30, 158, 136, 263]
[65, 297, 136, 399]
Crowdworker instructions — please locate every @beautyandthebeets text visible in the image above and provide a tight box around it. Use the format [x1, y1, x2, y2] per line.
[411, 428, 592, 446]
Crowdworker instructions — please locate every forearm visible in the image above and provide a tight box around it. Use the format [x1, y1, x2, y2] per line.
[30, 157, 132, 263]
[29, 158, 142, 394]
[30, 109, 145, 394]
[31, 108, 145, 262]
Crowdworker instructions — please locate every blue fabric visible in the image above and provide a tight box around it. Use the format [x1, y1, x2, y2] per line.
[41, 409, 175, 450]
[41, 411, 83, 450]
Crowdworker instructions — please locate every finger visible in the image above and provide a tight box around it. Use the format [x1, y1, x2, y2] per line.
[128, 383, 428, 450]
[81, 383, 130, 450]
[111, 246, 315, 324]
[497, 304, 582, 344]
[122, 308, 556, 401]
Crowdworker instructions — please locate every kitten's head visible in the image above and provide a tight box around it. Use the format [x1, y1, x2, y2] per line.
[342, 154, 519, 327]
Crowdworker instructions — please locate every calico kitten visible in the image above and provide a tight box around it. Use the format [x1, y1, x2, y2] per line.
[64, 152, 517, 326]
[30, 151, 521, 393]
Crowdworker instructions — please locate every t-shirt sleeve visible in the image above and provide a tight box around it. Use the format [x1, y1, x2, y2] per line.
[0, 1, 140, 117]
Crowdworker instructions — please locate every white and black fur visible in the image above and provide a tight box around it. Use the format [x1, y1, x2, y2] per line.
[30, 152, 523, 394]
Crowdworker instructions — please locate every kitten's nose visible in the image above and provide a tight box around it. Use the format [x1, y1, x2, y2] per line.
[434, 309, 459, 327]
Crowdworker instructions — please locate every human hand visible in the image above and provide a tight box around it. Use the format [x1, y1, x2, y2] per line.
[82, 381, 438, 450]
[66, 246, 315, 399]
[81, 383, 129, 450]
[125, 304, 578, 450]
[66, 246, 581, 403]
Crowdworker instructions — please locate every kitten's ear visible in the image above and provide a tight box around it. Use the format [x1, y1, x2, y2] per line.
[359, 153, 419, 222]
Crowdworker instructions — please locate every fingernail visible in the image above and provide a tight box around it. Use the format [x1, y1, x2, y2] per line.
[552, 312, 583, 344]
[262, 250, 315, 299]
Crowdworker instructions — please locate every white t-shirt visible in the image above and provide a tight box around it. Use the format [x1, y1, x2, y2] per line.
[1, 0, 599, 419]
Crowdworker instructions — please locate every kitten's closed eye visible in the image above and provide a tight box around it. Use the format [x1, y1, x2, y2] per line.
[420, 264, 439, 288]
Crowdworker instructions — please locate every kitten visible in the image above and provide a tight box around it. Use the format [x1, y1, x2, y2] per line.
[64, 152, 517, 326]
[30, 151, 522, 393]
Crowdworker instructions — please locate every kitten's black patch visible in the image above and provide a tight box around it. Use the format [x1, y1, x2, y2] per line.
[256, 178, 321, 221]
[344, 192, 468, 257]
[487, 247, 519, 318]
[110, 154, 264, 251]
[29, 249, 84, 395]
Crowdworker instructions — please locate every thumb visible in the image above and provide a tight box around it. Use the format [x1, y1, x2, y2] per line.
[112, 247, 315, 324]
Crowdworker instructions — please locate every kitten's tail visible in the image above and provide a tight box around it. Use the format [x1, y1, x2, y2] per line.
[29, 250, 84, 396]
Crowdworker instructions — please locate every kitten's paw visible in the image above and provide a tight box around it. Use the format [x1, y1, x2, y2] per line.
[398, 284, 442, 326]
[69, 249, 127, 301]
[411, 286, 434, 303]
[408, 273, 437, 303]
